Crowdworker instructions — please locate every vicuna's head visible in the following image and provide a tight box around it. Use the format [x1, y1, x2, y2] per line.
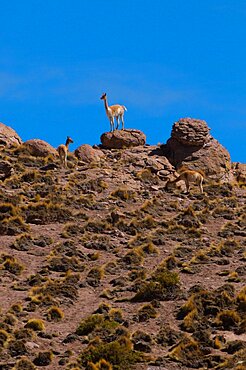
[66, 136, 74, 145]
[100, 93, 107, 100]
[165, 179, 176, 191]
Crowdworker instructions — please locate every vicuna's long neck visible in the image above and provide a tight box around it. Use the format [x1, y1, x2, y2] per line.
[103, 97, 109, 112]
[65, 139, 70, 148]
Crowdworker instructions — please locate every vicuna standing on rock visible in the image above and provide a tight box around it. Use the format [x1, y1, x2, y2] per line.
[57, 136, 74, 168]
[166, 169, 204, 194]
[100, 92, 127, 132]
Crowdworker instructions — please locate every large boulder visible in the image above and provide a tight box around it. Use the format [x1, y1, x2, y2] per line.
[74, 144, 105, 163]
[162, 118, 232, 180]
[0, 122, 22, 146]
[101, 129, 146, 149]
[171, 117, 210, 146]
[21, 139, 58, 157]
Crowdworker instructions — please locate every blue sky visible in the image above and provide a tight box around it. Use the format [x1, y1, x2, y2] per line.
[0, 0, 245, 162]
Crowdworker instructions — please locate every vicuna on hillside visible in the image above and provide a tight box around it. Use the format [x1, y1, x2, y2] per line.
[57, 136, 74, 168]
[166, 169, 204, 194]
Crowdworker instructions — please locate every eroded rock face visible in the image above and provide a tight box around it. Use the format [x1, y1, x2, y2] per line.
[101, 129, 146, 149]
[21, 139, 58, 157]
[163, 118, 232, 180]
[0, 122, 22, 146]
[74, 144, 105, 163]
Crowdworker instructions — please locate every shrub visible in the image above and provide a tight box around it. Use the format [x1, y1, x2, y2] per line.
[24, 319, 45, 331]
[79, 337, 142, 370]
[14, 328, 34, 341]
[2, 256, 24, 275]
[4, 313, 18, 326]
[216, 310, 241, 329]
[10, 233, 33, 251]
[8, 339, 27, 357]
[108, 308, 124, 323]
[137, 303, 157, 322]
[122, 249, 144, 267]
[0, 216, 29, 235]
[48, 255, 83, 272]
[110, 188, 136, 201]
[135, 169, 158, 184]
[88, 358, 113, 370]
[20, 170, 39, 183]
[0, 329, 9, 346]
[76, 314, 104, 336]
[33, 351, 53, 366]
[30, 273, 80, 304]
[13, 356, 36, 370]
[23, 201, 73, 224]
[130, 215, 157, 231]
[61, 222, 86, 238]
[132, 268, 180, 302]
[0, 202, 17, 221]
[87, 267, 104, 287]
[47, 306, 64, 321]
[168, 336, 205, 368]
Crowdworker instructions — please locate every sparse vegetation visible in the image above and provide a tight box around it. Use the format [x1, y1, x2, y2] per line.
[0, 131, 245, 369]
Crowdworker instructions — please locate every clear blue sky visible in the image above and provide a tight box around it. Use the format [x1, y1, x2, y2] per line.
[0, 0, 245, 162]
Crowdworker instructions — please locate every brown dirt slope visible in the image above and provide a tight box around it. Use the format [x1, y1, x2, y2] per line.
[0, 141, 245, 370]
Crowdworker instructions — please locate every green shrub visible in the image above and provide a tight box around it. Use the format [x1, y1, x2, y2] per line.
[24, 319, 45, 331]
[132, 268, 180, 302]
[76, 314, 104, 336]
[47, 306, 64, 321]
[137, 303, 157, 322]
[79, 337, 142, 370]
[13, 357, 36, 370]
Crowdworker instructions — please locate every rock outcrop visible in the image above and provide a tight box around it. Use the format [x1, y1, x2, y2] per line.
[101, 129, 146, 149]
[233, 162, 246, 185]
[163, 118, 232, 180]
[21, 139, 58, 157]
[0, 161, 14, 180]
[0, 122, 22, 146]
[74, 144, 105, 164]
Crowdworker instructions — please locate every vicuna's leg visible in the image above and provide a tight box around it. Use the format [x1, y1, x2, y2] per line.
[115, 116, 120, 130]
[58, 149, 64, 168]
[184, 178, 190, 193]
[64, 153, 68, 168]
[121, 114, 125, 130]
[110, 118, 114, 132]
[198, 177, 203, 193]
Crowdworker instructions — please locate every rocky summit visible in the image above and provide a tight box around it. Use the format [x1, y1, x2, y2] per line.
[0, 119, 245, 370]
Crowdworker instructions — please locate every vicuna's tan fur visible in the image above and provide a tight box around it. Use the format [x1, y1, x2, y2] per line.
[100, 92, 127, 132]
[166, 169, 204, 194]
[57, 136, 73, 168]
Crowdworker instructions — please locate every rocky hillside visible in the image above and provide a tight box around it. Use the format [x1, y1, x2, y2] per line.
[0, 119, 245, 370]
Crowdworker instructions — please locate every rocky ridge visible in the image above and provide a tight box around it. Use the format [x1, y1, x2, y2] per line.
[0, 119, 245, 370]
